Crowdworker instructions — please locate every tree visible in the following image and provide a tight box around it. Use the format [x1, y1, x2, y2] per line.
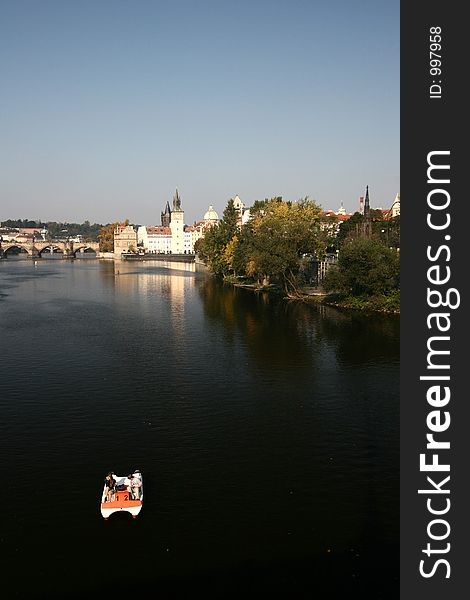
[197, 223, 225, 275]
[198, 199, 240, 276]
[219, 199, 239, 245]
[222, 235, 238, 274]
[322, 237, 399, 296]
[235, 198, 323, 293]
[200, 196, 324, 293]
[193, 237, 205, 254]
[99, 219, 129, 252]
[336, 212, 364, 246]
[336, 210, 400, 250]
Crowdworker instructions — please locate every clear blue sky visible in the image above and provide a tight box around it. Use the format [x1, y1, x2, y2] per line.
[0, 0, 399, 225]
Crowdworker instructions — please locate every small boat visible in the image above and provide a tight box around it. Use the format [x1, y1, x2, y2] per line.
[100, 470, 143, 520]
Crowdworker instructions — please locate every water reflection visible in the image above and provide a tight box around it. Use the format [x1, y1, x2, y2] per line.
[1, 261, 399, 598]
[196, 277, 399, 374]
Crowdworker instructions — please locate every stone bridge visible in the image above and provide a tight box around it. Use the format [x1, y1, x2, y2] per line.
[0, 239, 100, 258]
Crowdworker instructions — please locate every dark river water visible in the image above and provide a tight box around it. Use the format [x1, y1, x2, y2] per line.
[0, 259, 399, 599]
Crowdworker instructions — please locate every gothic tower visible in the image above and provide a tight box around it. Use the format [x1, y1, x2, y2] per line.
[170, 189, 185, 254]
[362, 185, 372, 238]
[161, 201, 171, 227]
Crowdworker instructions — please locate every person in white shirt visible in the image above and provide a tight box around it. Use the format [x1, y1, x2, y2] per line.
[128, 473, 142, 500]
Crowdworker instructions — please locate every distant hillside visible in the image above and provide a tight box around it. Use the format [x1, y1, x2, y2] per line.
[1, 219, 105, 241]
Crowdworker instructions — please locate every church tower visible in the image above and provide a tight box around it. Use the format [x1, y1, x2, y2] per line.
[170, 189, 185, 254]
[161, 201, 171, 227]
[362, 185, 372, 238]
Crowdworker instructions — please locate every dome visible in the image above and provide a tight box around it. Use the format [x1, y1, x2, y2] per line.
[204, 205, 219, 221]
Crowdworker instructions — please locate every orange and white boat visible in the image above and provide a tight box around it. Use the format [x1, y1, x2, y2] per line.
[100, 470, 143, 520]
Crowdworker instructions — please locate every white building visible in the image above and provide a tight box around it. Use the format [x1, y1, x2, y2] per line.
[242, 210, 251, 225]
[169, 189, 185, 254]
[137, 226, 172, 254]
[391, 193, 400, 217]
[232, 195, 244, 213]
[136, 194, 222, 255]
[204, 205, 219, 224]
[232, 195, 246, 227]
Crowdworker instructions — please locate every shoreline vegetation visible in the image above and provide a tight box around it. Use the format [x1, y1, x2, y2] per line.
[198, 197, 400, 314]
[224, 276, 400, 314]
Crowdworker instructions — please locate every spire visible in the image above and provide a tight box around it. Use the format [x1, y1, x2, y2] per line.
[161, 200, 172, 227]
[364, 185, 370, 216]
[173, 188, 182, 211]
[362, 185, 372, 238]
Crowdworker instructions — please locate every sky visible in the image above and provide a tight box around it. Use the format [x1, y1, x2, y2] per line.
[0, 0, 399, 225]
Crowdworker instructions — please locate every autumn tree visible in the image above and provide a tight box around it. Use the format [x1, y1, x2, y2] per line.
[200, 197, 324, 293]
[99, 219, 129, 252]
[233, 198, 324, 293]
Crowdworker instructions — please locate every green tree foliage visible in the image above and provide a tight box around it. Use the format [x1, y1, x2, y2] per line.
[193, 237, 205, 254]
[1, 218, 43, 228]
[336, 212, 364, 246]
[377, 216, 400, 248]
[322, 237, 400, 296]
[219, 198, 239, 244]
[1, 219, 102, 240]
[336, 212, 400, 250]
[237, 198, 323, 291]
[198, 199, 239, 276]
[200, 197, 324, 294]
[197, 223, 226, 275]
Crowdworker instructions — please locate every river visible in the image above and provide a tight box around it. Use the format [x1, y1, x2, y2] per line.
[0, 259, 399, 598]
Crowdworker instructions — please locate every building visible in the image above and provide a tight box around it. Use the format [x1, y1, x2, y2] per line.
[161, 201, 171, 228]
[359, 191, 400, 219]
[114, 224, 138, 256]
[390, 193, 400, 217]
[320, 211, 352, 236]
[231, 195, 251, 227]
[0, 226, 48, 243]
[319, 200, 353, 236]
[136, 192, 220, 255]
[137, 226, 172, 254]
[203, 205, 219, 224]
[185, 221, 207, 253]
[168, 189, 185, 254]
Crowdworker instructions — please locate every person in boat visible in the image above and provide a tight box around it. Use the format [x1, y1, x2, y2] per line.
[104, 472, 116, 502]
[128, 473, 142, 500]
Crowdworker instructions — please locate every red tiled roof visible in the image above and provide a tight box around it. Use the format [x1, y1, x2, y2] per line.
[19, 227, 43, 234]
[146, 227, 171, 235]
[321, 211, 352, 221]
[185, 221, 205, 232]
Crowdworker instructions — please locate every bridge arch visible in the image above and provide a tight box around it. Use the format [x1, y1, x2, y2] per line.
[72, 246, 97, 258]
[2, 244, 30, 257]
[38, 245, 64, 257]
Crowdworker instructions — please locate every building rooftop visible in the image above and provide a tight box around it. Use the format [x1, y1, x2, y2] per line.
[146, 226, 171, 235]
[204, 205, 219, 221]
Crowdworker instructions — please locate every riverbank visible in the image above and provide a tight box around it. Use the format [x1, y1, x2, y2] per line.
[120, 252, 195, 262]
[223, 276, 400, 314]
